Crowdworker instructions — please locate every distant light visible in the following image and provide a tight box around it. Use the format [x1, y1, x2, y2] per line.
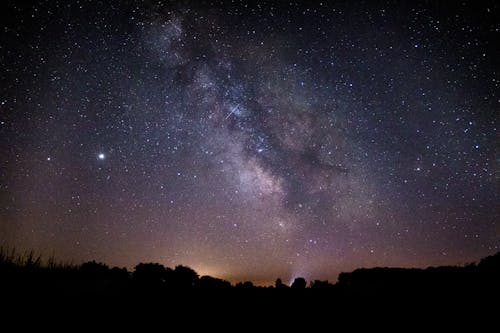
[98, 153, 105, 160]
[47, 157, 51, 161]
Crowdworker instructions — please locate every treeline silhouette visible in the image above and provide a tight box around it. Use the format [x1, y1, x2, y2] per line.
[1, 247, 498, 294]
[1, 247, 499, 322]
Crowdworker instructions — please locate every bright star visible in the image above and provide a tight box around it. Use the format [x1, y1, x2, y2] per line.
[98, 153, 105, 160]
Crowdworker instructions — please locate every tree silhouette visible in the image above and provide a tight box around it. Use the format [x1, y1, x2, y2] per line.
[199, 275, 231, 290]
[173, 265, 199, 288]
[80, 261, 109, 279]
[275, 278, 287, 289]
[236, 281, 254, 289]
[133, 263, 171, 286]
[291, 277, 306, 289]
[109, 266, 129, 281]
[478, 252, 500, 272]
[309, 280, 333, 290]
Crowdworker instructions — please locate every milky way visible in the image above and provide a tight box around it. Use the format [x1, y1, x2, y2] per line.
[1, 1, 498, 284]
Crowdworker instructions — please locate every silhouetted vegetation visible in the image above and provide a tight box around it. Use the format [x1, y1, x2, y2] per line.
[2, 246, 499, 294]
[291, 277, 307, 289]
[1, 246, 498, 321]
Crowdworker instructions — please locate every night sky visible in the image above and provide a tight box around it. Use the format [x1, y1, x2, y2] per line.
[1, 0, 498, 285]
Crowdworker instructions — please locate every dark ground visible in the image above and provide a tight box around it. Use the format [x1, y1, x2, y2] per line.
[1, 251, 498, 328]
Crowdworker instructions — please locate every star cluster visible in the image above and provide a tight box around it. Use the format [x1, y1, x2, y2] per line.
[1, 1, 498, 284]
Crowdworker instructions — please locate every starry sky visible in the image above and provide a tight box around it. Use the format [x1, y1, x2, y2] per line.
[1, 0, 498, 285]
